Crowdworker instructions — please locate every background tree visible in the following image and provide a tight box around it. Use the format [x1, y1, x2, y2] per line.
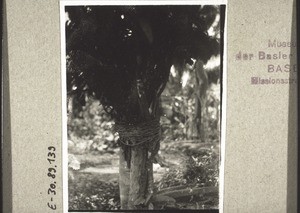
[66, 5, 224, 210]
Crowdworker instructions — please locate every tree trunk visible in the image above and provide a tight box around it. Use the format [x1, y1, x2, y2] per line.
[117, 80, 159, 210]
[115, 44, 166, 207]
[118, 139, 155, 210]
[128, 145, 148, 209]
[194, 60, 208, 141]
[194, 96, 202, 139]
[119, 148, 130, 209]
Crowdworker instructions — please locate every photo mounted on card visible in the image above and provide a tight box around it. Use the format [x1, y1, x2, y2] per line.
[60, 1, 227, 211]
[3, 0, 297, 212]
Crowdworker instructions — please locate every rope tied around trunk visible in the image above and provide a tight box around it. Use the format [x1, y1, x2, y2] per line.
[114, 119, 160, 207]
[114, 119, 161, 155]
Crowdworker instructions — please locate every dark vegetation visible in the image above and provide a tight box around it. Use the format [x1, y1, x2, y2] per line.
[66, 5, 224, 210]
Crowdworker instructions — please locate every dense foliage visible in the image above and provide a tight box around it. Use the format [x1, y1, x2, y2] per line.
[66, 5, 220, 122]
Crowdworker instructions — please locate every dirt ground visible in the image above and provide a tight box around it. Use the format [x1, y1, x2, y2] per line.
[68, 142, 219, 210]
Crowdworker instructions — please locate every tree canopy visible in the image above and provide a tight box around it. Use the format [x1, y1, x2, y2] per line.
[66, 5, 221, 123]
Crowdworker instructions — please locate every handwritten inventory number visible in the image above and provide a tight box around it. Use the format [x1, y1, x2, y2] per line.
[47, 146, 57, 210]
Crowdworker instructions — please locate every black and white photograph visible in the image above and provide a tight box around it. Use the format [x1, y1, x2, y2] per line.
[63, 2, 226, 211]
[3, 0, 298, 212]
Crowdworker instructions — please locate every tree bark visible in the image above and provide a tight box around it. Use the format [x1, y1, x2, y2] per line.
[119, 148, 131, 209]
[128, 145, 148, 209]
[118, 140, 154, 210]
[118, 76, 162, 210]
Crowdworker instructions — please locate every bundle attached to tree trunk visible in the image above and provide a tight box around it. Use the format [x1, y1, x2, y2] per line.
[114, 119, 161, 209]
